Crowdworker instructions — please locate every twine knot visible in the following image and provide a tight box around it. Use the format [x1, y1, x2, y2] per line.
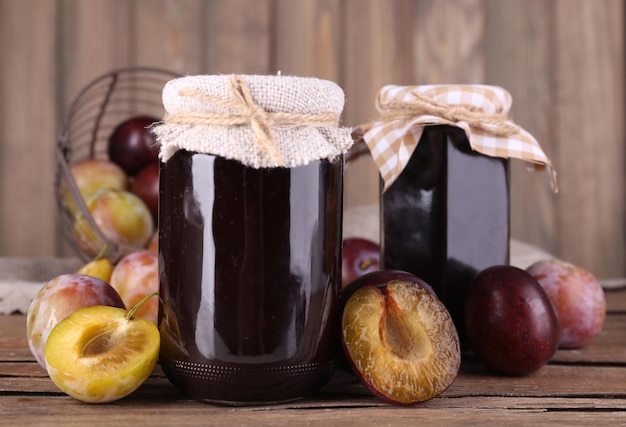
[377, 89, 520, 137]
[228, 75, 280, 162]
[164, 75, 340, 166]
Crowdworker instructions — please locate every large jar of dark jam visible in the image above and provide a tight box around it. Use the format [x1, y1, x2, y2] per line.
[361, 84, 557, 342]
[153, 74, 353, 404]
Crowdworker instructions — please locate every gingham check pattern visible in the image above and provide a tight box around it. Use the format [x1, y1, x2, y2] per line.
[362, 84, 557, 192]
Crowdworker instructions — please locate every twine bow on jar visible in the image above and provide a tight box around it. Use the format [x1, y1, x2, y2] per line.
[361, 84, 558, 192]
[153, 74, 353, 168]
[379, 89, 521, 138]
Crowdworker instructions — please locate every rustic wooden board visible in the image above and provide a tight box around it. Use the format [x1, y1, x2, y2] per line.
[2, 296, 626, 426]
[57, 0, 133, 114]
[4, 361, 625, 397]
[342, 0, 417, 208]
[133, 0, 205, 74]
[553, 0, 625, 277]
[606, 287, 626, 312]
[414, 0, 486, 84]
[273, 0, 342, 82]
[204, 0, 272, 74]
[0, 0, 58, 256]
[2, 368, 626, 424]
[0, 362, 46, 377]
[0, 395, 625, 426]
[486, 0, 558, 256]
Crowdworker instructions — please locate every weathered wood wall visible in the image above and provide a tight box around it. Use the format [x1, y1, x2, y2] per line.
[0, 0, 624, 279]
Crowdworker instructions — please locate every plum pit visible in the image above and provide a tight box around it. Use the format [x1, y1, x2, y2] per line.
[381, 286, 433, 361]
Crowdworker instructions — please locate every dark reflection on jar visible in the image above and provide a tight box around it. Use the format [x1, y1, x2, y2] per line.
[381, 125, 510, 342]
[159, 150, 343, 404]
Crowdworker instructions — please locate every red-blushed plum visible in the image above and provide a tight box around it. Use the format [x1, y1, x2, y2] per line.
[527, 259, 606, 349]
[465, 265, 559, 376]
[26, 274, 125, 369]
[342, 237, 381, 288]
[340, 270, 460, 404]
[108, 116, 160, 176]
[110, 250, 159, 325]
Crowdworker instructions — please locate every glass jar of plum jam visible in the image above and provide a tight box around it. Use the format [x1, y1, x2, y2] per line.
[360, 84, 557, 342]
[380, 124, 510, 341]
[153, 74, 352, 404]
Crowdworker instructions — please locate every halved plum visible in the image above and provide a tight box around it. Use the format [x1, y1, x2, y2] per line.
[340, 270, 460, 404]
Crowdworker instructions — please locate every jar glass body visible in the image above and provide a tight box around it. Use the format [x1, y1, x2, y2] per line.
[158, 150, 343, 404]
[381, 125, 510, 341]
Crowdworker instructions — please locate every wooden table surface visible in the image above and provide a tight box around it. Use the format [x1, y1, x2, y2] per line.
[1, 287, 625, 426]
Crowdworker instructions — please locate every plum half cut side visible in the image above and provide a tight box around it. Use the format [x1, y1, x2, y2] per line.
[341, 278, 461, 405]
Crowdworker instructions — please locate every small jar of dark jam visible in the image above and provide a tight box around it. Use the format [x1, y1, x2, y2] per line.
[380, 124, 510, 341]
[153, 74, 353, 404]
[361, 84, 556, 342]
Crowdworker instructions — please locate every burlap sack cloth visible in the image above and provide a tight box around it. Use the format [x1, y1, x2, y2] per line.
[0, 257, 82, 314]
[152, 74, 353, 167]
[359, 84, 558, 192]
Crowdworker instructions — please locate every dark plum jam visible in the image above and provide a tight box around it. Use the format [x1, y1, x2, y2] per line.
[381, 125, 510, 341]
[158, 150, 343, 404]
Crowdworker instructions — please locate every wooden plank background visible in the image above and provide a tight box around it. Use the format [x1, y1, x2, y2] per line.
[0, 0, 624, 279]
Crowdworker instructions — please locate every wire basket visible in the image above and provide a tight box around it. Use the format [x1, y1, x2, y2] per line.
[55, 67, 179, 262]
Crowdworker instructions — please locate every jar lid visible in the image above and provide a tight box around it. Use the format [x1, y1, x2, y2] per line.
[153, 74, 353, 168]
[361, 84, 557, 192]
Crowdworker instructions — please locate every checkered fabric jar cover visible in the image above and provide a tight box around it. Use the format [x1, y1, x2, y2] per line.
[361, 84, 557, 192]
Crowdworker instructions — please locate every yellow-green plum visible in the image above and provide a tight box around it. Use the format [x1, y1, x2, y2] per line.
[83, 189, 155, 252]
[61, 158, 129, 215]
[71, 158, 129, 198]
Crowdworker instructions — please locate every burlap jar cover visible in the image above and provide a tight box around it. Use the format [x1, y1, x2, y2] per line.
[359, 84, 558, 191]
[152, 74, 353, 167]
